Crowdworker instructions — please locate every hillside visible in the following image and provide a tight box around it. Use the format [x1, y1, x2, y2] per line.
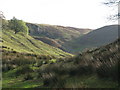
[1, 30, 71, 57]
[66, 25, 119, 53]
[27, 23, 118, 53]
[27, 23, 92, 52]
[2, 18, 119, 88]
[35, 38, 119, 88]
[2, 38, 119, 88]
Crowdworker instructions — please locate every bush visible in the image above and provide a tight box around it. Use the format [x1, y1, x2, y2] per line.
[34, 60, 43, 67]
[11, 58, 36, 66]
[2, 64, 14, 72]
[43, 72, 66, 88]
[96, 63, 119, 81]
[15, 65, 33, 76]
[43, 73, 57, 86]
[23, 73, 33, 81]
[42, 63, 68, 75]
[69, 65, 94, 76]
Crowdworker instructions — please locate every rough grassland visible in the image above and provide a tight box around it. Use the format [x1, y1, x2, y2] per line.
[1, 30, 71, 57]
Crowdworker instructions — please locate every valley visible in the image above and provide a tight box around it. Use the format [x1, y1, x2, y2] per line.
[27, 23, 118, 53]
[1, 18, 119, 88]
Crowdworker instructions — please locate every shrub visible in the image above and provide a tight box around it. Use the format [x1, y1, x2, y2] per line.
[43, 72, 66, 88]
[43, 73, 57, 86]
[2, 64, 14, 72]
[96, 63, 119, 81]
[69, 65, 94, 76]
[42, 63, 67, 75]
[11, 51, 17, 53]
[12, 58, 36, 66]
[15, 65, 33, 76]
[34, 60, 43, 67]
[23, 73, 33, 81]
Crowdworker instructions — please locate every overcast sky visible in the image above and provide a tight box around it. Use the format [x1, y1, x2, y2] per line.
[0, 0, 117, 29]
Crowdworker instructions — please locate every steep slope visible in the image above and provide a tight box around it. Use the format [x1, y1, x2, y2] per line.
[67, 25, 119, 53]
[1, 30, 71, 57]
[26, 23, 92, 52]
[2, 37, 119, 88]
[33, 38, 119, 88]
[74, 37, 119, 67]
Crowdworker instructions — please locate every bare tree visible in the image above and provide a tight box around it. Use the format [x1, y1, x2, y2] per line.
[104, 0, 119, 6]
[0, 11, 5, 19]
[104, 0, 120, 20]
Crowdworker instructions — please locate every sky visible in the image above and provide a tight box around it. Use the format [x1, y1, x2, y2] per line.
[0, 0, 118, 29]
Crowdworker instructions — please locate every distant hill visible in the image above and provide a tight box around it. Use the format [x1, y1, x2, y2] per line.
[65, 25, 119, 53]
[27, 23, 91, 42]
[1, 30, 71, 57]
[74, 37, 119, 67]
[27, 23, 118, 53]
[26, 23, 92, 52]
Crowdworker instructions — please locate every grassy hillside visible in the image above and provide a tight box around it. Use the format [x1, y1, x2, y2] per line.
[27, 23, 91, 41]
[34, 38, 119, 88]
[27, 23, 92, 53]
[2, 38, 119, 88]
[67, 25, 119, 53]
[2, 19, 119, 88]
[1, 30, 71, 57]
[27, 23, 119, 54]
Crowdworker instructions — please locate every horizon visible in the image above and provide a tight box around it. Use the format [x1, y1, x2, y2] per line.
[0, 0, 117, 29]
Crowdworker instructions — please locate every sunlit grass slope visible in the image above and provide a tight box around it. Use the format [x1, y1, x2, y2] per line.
[1, 30, 71, 57]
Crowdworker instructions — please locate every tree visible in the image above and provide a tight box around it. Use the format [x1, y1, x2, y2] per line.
[2, 19, 8, 30]
[104, 0, 119, 20]
[0, 11, 5, 19]
[0, 11, 9, 30]
[0, 11, 7, 30]
[104, 0, 119, 5]
[8, 17, 29, 34]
